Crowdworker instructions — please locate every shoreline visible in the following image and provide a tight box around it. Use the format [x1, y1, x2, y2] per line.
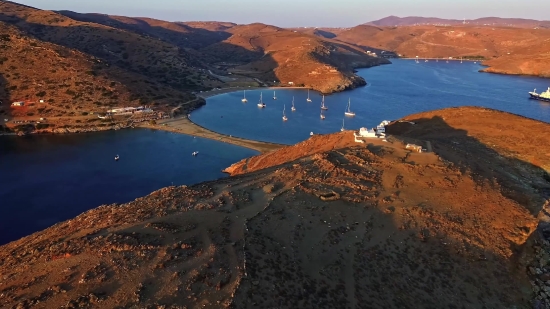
[139, 116, 285, 154]
[196, 86, 309, 99]
[399, 57, 481, 62]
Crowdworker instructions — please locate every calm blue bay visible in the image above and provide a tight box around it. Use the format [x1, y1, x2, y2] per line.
[191, 59, 550, 144]
[0, 129, 257, 245]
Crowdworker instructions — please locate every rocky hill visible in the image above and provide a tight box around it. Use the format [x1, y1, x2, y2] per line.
[0, 21, 197, 121]
[19, 6, 390, 94]
[56, 11, 235, 50]
[202, 23, 389, 93]
[0, 1, 217, 92]
[1, 107, 549, 308]
[367, 16, 550, 28]
[329, 24, 550, 78]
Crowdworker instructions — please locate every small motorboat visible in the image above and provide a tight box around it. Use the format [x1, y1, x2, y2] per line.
[192, 151, 199, 156]
[114, 154, 120, 161]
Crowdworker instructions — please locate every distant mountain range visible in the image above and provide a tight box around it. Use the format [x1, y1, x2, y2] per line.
[366, 16, 550, 28]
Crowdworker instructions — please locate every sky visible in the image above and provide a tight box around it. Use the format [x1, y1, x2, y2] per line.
[16, 0, 549, 27]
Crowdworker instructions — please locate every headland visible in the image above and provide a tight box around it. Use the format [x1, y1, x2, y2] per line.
[1, 107, 549, 308]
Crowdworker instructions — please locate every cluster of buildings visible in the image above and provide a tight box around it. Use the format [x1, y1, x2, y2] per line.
[353, 120, 391, 142]
[107, 106, 153, 115]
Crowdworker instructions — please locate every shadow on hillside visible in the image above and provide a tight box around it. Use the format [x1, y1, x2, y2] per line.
[386, 116, 550, 216]
[0, 13, 282, 91]
[313, 29, 337, 39]
[0, 73, 9, 123]
[233, 170, 533, 308]
[56, 11, 232, 50]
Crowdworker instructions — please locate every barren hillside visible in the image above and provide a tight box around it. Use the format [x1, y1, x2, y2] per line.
[367, 16, 550, 28]
[330, 24, 550, 77]
[1, 107, 549, 308]
[0, 1, 216, 92]
[56, 11, 235, 50]
[0, 21, 198, 122]
[202, 23, 390, 93]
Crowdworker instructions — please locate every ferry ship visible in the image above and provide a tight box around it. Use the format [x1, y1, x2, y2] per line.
[529, 87, 550, 102]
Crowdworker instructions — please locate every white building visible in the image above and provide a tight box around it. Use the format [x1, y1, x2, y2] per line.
[358, 127, 377, 138]
[11, 102, 24, 107]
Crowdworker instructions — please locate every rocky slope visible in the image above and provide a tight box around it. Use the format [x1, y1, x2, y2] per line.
[327, 24, 550, 78]
[366, 16, 550, 28]
[1, 107, 549, 308]
[0, 21, 196, 119]
[201, 23, 390, 94]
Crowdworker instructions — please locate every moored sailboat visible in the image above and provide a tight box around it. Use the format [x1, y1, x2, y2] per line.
[282, 104, 288, 121]
[340, 118, 345, 131]
[320, 110, 325, 120]
[291, 96, 296, 111]
[273, 91, 277, 100]
[257, 92, 266, 108]
[306, 89, 312, 102]
[241, 90, 248, 103]
[321, 95, 328, 110]
[344, 98, 355, 116]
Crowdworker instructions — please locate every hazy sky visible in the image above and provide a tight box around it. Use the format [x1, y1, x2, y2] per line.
[17, 0, 549, 27]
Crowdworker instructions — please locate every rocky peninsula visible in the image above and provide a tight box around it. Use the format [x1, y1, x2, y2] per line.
[1, 107, 549, 308]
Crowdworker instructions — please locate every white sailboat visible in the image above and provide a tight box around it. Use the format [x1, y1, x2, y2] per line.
[291, 96, 296, 111]
[344, 98, 355, 116]
[192, 151, 199, 156]
[241, 90, 248, 103]
[273, 91, 277, 100]
[321, 95, 328, 110]
[320, 110, 325, 120]
[282, 104, 288, 121]
[306, 89, 312, 102]
[257, 92, 265, 108]
[340, 118, 345, 131]
[460, 57, 463, 63]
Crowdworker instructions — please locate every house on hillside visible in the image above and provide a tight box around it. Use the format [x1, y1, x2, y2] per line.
[11, 101, 24, 107]
[358, 127, 377, 138]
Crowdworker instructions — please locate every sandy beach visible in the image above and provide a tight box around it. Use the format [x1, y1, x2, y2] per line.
[139, 116, 284, 153]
